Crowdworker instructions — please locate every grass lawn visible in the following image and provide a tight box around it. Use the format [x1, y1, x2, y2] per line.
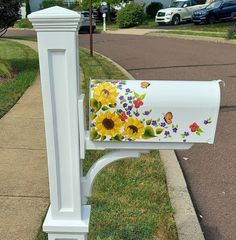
[96, 22, 120, 32]
[156, 21, 236, 39]
[0, 39, 38, 118]
[36, 48, 178, 240]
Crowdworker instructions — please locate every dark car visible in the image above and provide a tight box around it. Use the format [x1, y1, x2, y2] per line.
[192, 0, 236, 24]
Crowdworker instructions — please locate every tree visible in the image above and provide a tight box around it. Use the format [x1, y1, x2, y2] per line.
[0, 0, 21, 37]
[81, 0, 126, 22]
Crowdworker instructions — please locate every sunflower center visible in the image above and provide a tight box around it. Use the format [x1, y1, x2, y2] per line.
[102, 118, 115, 130]
[101, 89, 110, 98]
[128, 125, 138, 134]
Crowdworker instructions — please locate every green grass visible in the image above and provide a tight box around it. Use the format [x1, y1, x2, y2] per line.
[3, 36, 37, 42]
[0, 40, 38, 118]
[96, 22, 120, 32]
[155, 21, 236, 39]
[14, 19, 33, 29]
[36, 48, 178, 240]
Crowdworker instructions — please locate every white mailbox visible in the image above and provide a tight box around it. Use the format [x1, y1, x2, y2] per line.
[89, 79, 221, 145]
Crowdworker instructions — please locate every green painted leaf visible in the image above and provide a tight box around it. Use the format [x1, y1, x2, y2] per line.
[156, 128, 164, 134]
[146, 119, 152, 125]
[196, 131, 201, 136]
[112, 134, 122, 141]
[109, 104, 115, 108]
[102, 106, 109, 111]
[90, 98, 101, 112]
[134, 92, 139, 98]
[157, 118, 160, 122]
[141, 93, 146, 100]
[90, 113, 97, 120]
[95, 134, 101, 139]
[101, 136, 106, 141]
[198, 128, 203, 133]
[142, 126, 156, 139]
[91, 128, 98, 140]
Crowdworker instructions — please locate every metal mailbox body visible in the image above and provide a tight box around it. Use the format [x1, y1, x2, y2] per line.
[89, 79, 221, 144]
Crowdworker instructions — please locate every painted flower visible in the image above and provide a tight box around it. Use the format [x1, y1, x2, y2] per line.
[189, 122, 200, 132]
[160, 122, 166, 127]
[128, 96, 133, 100]
[123, 118, 145, 140]
[119, 112, 128, 121]
[133, 97, 143, 108]
[93, 82, 118, 105]
[94, 111, 122, 137]
[152, 120, 157, 126]
[184, 131, 189, 137]
[164, 130, 170, 136]
[173, 128, 178, 133]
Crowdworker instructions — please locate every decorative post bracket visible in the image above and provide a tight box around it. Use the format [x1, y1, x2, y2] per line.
[81, 150, 149, 204]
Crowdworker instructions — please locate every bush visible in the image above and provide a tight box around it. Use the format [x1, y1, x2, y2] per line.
[14, 19, 33, 28]
[146, 2, 163, 18]
[40, 0, 63, 9]
[117, 3, 145, 28]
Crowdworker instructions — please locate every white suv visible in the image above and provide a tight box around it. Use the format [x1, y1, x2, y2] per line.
[155, 0, 208, 25]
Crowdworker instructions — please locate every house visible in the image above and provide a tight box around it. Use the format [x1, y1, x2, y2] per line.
[29, 0, 77, 12]
[134, 0, 172, 11]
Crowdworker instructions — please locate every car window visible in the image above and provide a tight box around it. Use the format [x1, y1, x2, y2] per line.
[171, 1, 186, 7]
[191, 0, 198, 5]
[223, 1, 236, 7]
[206, 0, 222, 9]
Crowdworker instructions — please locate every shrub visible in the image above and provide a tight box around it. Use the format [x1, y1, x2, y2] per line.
[40, 0, 63, 9]
[227, 23, 236, 39]
[15, 19, 33, 28]
[146, 2, 163, 18]
[117, 3, 145, 28]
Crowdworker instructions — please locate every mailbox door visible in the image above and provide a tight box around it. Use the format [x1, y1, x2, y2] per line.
[89, 80, 220, 144]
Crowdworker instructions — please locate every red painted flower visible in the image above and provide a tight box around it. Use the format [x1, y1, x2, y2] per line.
[133, 97, 143, 108]
[189, 122, 200, 132]
[119, 112, 128, 121]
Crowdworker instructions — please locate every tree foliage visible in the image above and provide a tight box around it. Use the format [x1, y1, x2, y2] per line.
[117, 3, 145, 28]
[146, 2, 163, 18]
[40, 0, 64, 9]
[0, 0, 21, 37]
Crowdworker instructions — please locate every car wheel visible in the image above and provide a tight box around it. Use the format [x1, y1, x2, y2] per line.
[172, 15, 180, 25]
[208, 16, 216, 24]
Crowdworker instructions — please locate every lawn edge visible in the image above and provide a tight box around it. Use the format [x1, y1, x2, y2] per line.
[146, 31, 236, 45]
[96, 49, 205, 240]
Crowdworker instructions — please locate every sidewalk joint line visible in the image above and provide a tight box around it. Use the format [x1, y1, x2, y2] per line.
[0, 194, 48, 199]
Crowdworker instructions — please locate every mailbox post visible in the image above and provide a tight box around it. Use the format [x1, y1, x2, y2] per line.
[103, 13, 106, 31]
[29, 7, 90, 240]
[29, 6, 223, 240]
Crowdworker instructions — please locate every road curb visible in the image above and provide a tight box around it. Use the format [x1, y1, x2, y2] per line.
[94, 49, 205, 240]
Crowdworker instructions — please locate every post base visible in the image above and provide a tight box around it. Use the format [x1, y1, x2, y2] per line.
[43, 205, 91, 240]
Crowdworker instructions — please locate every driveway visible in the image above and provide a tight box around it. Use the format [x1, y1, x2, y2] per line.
[80, 33, 236, 240]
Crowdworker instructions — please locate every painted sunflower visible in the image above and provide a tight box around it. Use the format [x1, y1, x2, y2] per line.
[93, 82, 119, 106]
[123, 118, 145, 140]
[94, 111, 122, 137]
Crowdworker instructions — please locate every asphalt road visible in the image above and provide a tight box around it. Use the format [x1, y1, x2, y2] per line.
[79, 33, 236, 240]
[5, 29, 236, 239]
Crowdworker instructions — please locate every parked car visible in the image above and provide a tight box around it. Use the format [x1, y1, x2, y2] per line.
[78, 11, 96, 33]
[155, 0, 208, 25]
[192, 0, 236, 24]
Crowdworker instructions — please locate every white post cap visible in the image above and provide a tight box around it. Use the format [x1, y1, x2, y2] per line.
[28, 6, 81, 32]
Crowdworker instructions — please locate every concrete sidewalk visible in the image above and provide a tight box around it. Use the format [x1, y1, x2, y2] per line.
[0, 42, 49, 240]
